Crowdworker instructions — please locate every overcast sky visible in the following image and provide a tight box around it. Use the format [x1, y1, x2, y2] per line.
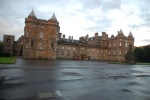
[0, 0, 150, 46]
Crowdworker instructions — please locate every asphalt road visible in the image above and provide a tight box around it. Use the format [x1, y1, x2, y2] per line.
[0, 57, 150, 100]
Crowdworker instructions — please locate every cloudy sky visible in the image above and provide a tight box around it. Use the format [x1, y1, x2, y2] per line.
[0, 0, 150, 46]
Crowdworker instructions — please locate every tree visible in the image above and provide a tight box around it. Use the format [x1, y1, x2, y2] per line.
[125, 44, 135, 64]
[0, 41, 3, 53]
[134, 45, 150, 62]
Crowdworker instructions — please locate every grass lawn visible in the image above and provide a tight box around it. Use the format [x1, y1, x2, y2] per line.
[108, 61, 125, 64]
[109, 61, 150, 65]
[136, 62, 150, 65]
[0, 56, 16, 64]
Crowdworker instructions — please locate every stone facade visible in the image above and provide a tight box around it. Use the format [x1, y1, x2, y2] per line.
[3, 35, 24, 56]
[57, 31, 134, 61]
[3, 35, 15, 55]
[22, 10, 60, 59]
[22, 10, 134, 61]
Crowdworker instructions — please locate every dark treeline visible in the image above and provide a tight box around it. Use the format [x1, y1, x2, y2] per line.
[0, 41, 3, 53]
[134, 45, 150, 62]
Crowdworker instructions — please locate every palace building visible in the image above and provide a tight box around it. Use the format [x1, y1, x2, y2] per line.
[3, 10, 134, 61]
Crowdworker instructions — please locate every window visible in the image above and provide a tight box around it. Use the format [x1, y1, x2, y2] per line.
[26, 43, 28, 48]
[73, 48, 75, 50]
[62, 46, 64, 49]
[120, 42, 121, 46]
[51, 42, 54, 48]
[6, 37, 10, 43]
[68, 47, 70, 50]
[114, 51, 115, 55]
[31, 40, 34, 47]
[126, 43, 128, 47]
[40, 32, 44, 38]
[101, 50, 103, 54]
[114, 43, 116, 47]
[26, 31, 29, 37]
[67, 52, 70, 57]
[109, 43, 111, 47]
[39, 42, 42, 49]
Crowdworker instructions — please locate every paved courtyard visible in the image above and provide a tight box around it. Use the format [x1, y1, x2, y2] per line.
[0, 57, 150, 100]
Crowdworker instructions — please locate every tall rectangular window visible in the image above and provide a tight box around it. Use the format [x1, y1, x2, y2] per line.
[51, 42, 54, 48]
[120, 42, 121, 46]
[126, 43, 128, 47]
[120, 51, 121, 55]
[114, 43, 116, 47]
[109, 43, 111, 47]
[114, 51, 115, 55]
[68, 47, 70, 50]
[26, 43, 28, 48]
[40, 32, 44, 38]
[31, 40, 34, 47]
[39, 42, 43, 49]
[26, 31, 29, 37]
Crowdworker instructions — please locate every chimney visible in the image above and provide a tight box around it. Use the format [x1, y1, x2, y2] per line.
[69, 36, 71, 39]
[63, 34, 65, 39]
[95, 32, 98, 37]
[58, 33, 62, 39]
[102, 32, 106, 40]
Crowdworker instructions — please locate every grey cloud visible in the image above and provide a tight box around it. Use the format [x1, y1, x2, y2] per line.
[128, 24, 141, 29]
[139, 8, 150, 26]
[101, 0, 124, 12]
[85, 15, 113, 33]
[142, 39, 150, 42]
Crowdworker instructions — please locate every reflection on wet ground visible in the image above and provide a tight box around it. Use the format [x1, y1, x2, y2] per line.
[0, 58, 150, 100]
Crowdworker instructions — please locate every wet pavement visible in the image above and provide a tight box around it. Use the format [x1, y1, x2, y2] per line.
[0, 57, 150, 100]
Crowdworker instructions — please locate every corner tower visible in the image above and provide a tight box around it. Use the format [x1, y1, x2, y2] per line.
[23, 10, 60, 59]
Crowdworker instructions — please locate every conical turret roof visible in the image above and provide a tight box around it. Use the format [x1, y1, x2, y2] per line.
[29, 9, 36, 17]
[128, 31, 133, 37]
[50, 13, 57, 20]
[119, 29, 124, 35]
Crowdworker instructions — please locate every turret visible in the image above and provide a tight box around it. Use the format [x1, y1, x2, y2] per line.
[118, 29, 124, 36]
[128, 31, 133, 38]
[28, 9, 36, 18]
[50, 13, 57, 20]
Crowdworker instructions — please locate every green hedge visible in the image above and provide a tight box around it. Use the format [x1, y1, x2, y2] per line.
[0, 53, 11, 57]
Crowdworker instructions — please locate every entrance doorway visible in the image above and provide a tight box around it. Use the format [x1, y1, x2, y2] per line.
[81, 54, 84, 60]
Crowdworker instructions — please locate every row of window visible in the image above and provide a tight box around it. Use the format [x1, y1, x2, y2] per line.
[25, 42, 54, 49]
[26, 32, 45, 38]
[109, 43, 130, 48]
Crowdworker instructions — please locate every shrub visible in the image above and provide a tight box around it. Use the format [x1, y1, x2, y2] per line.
[0, 53, 11, 57]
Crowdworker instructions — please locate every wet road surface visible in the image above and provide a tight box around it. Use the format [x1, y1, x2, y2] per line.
[0, 57, 150, 100]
